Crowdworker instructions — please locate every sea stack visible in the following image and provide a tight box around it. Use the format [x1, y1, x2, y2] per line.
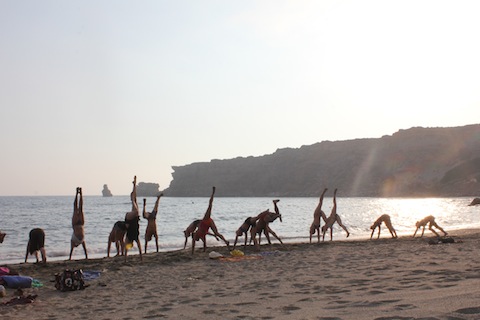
[102, 184, 113, 197]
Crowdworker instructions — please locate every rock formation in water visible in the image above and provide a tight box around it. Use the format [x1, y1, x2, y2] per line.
[137, 182, 162, 197]
[164, 124, 480, 197]
[469, 198, 480, 206]
[102, 184, 113, 197]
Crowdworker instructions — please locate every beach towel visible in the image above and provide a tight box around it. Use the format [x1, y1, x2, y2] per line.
[0, 267, 10, 276]
[82, 270, 101, 281]
[2, 294, 37, 306]
[32, 279, 43, 288]
[0, 276, 32, 289]
[219, 255, 262, 262]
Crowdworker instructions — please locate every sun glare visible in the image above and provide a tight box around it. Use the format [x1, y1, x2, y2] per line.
[391, 198, 449, 228]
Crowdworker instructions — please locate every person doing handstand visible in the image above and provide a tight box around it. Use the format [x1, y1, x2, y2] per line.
[25, 228, 46, 263]
[310, 188, 328, 243]
[124, 176, 142, 261]
[370, 214, 397, 239]
[191, 186, 229, 254]
[413, 215, 448, 238]
[322, 188, 350, 241]
[69, 187, 88, 260]
[143, 193, 163, 253]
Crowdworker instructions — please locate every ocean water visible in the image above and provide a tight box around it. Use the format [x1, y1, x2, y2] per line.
[0, 196, 478, 264]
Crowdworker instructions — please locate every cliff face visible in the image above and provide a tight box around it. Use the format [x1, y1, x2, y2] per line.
[164, 124, 480, 197]
[137, 182, 161, 197]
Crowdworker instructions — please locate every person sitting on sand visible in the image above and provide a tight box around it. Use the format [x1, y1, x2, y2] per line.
[310, 188, 328, 243]
[0, 230, 5, 243]
[191, 186, 230, 254]
[370, 214, 398, 239]
[69, 187, 88, 260]
[413, 215, 448, 238]
[124, 176, 143, 261]
[25, 228, 46, 263]
[107, 221, 127, 257]
[143, 193, 163, 253]
[322, 189, 350, 241]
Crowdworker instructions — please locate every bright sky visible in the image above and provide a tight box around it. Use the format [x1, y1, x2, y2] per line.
[1, 0, 480, 196]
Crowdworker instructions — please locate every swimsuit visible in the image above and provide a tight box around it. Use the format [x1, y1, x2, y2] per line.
[147, 210, 157, 221]
[196, 218, 212, 238]
[239, 225, 250, 233]
[114, 221, 127, 231]
[71, 233, 84, 247]
[125, 216, 140, 242]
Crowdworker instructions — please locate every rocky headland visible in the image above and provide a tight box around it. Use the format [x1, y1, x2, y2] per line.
[164, 124, 480, 197]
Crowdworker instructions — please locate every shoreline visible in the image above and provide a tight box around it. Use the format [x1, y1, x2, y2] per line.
[2, 225, 475, 265]
[2, 228, 480, 319]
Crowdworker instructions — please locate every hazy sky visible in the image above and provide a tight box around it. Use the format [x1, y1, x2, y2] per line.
[1, 1, 479, 196]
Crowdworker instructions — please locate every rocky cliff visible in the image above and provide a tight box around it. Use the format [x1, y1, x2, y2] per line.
[164, 124, 480, 197]
[137, 182, 161, 197]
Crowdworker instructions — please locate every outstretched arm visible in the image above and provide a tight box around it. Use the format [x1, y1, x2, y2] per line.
[413, 227, 419, 237]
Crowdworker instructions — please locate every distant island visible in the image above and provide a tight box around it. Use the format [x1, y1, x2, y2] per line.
[137, 182, 162, 197]
[163, 124, 480, 197]
[102, 184, 112, 197]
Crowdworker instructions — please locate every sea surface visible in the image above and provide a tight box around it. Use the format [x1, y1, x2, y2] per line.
[0, 196, 478, 264]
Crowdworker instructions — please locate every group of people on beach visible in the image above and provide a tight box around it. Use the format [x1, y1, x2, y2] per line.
[0, 177, 450, 263]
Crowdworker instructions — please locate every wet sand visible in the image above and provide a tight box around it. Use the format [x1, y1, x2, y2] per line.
[2, 229, 480, 319]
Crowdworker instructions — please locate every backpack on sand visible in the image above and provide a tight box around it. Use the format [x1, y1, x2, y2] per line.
[55, 269, 85, 292]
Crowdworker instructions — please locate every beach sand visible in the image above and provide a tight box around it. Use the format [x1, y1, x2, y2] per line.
[2, 229, 480, 320]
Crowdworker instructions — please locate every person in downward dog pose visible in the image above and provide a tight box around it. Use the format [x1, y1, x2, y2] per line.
[69, 187, 88, 260]
[370, 214, 398, 239]
[191, 187, 230, 254]
[143, 193, 163, 253]
[124, 176, 142, 261]
[309, 188, 328, 243]
[25, 228, 47, 263]
[107, 221, 127, 257]
[322, 188, 350, 241]
[233, 216, 257, 250]
[413, 215, 448, 238]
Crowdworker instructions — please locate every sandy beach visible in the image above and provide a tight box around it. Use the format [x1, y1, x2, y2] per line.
[1, 229, 480, 320]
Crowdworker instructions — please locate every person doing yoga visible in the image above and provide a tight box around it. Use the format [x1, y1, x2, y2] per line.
[191, 187, 229, 254]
